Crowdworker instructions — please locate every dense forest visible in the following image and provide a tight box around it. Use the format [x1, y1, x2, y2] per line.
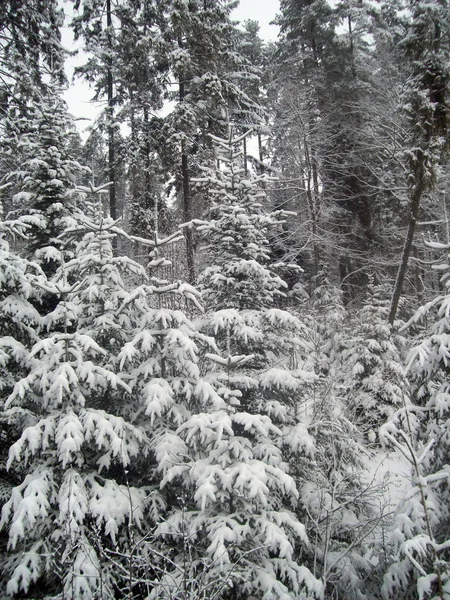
[0, 0, 449, 598]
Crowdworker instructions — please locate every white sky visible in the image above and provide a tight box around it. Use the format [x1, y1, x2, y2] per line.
[234, 0, 280, 41]
[63, 0, 280, 134]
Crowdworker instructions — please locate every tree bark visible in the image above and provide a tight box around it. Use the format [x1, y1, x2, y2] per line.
[179, 81, 195, 284]
[388, 164, 425, 324]
[304, 127, 320, 276]
[106, 0, 116, 221]
[143, 105, 154, 231]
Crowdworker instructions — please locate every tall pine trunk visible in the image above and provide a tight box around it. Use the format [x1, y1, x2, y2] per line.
[106, 0, 116, 222]
[179, 81, 195, 284]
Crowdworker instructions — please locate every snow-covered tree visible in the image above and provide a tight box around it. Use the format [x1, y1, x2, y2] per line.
[0, 216, 47, 537]
[343, 279, 408, 443]
[2, 179, 268, 598]
[308, 266, 347, 375]
[0, 219, 44, 399]
[170, 128, 326, 600]
[3, 86, 86, 280]
[0, 191, 153, 598]
[381, 241, 450, 600]
[197, 129, 290, 311]
[389, 0, 450, 323]
[0, 0, 65, 103]
[291, 273, 384, 599]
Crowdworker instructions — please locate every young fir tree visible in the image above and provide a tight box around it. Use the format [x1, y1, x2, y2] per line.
[1, 181, 258, 598]
[381, 241, 450, 600]
[308, 265, 347, 375]
[0, 218, 45, 399]
[342, 279, 409, 443]
[193, 129, 381, 600]
[176, 128, 324, 600]
[0, 85, 86, 583]
[0, 190, 152, 598]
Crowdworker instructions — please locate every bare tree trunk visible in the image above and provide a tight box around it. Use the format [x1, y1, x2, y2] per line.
[258, 132, 264, 170]
[413, 244, 424, 304]
[179, 81, 195, 284]
[106, 0, 116, 222]
[388, 164, 425, 324]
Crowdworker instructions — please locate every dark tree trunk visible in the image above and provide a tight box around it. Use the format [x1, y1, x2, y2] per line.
[106, 0, 116, 221]
[258, 132, 264, 168]
[388, 164, 425, 324]
[143, 105, 154, 232]
[179, 81, 195, 284]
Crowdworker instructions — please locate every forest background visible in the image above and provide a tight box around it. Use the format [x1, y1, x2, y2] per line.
[0, 0, 449, 599]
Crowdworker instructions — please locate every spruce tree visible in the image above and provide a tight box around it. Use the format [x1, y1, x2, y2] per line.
[183, 128, 324, 599]
[0, 191, 151, 598]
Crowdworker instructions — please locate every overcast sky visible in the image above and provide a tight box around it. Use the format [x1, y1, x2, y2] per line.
[63, 0, 280, 133]
[233, 0, 280, 41]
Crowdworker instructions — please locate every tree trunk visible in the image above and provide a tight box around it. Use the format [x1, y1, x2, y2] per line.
[258, 132, 264, 171]
[388, 164, 425, 324]
[304, 128, 320, 277]
[143, 105, 154, 232]
[179, 81, 195, 284]
[106, 0, 116, 222]
[243, 134, 248, 176]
